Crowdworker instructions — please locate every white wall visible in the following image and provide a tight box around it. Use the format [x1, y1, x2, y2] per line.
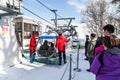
[0, 16, 20, 66]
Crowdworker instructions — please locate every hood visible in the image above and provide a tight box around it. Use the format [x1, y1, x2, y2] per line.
[106, 47, 120, 55]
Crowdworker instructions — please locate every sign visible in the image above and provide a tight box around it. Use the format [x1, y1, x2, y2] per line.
[2, 26, 9, 34]
[0, 26, 9, 38]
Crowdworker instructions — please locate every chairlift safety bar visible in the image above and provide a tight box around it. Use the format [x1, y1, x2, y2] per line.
[38, 35, 58, 39]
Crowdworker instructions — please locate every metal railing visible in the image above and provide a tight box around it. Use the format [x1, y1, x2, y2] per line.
[60, 48, 81, 80]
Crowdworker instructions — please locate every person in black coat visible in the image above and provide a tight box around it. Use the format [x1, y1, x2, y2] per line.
[84, 35, 89, 60]
[39, 40, 49, 50]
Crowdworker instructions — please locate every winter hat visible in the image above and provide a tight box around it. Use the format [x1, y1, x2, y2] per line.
[58, 30, 63, 35]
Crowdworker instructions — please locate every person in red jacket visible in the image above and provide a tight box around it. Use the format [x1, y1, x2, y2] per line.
[29, 31, 38, 63]
[56, 31, 70, 65]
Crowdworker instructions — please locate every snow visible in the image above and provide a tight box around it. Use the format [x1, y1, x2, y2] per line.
[0, 48, 95, 80]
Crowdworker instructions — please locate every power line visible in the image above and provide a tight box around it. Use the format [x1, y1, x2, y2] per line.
[22, 6, 55, 26]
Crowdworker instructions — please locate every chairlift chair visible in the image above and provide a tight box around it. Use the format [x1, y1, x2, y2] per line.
[36, 32, 58, 64]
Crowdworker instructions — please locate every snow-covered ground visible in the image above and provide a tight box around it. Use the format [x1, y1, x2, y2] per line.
[0, 48, 95, 80]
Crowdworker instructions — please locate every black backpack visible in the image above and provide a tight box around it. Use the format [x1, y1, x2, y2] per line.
[98, 50, 105, 66]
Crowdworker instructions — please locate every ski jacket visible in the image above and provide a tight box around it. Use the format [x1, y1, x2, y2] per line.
[90, 47, 120, 80]
[29, 34, 37, 51]
[55, 35, 70, 52]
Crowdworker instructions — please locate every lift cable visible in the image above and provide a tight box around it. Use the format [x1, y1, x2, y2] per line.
[36, 0, 69, 23]
[22, 6, 55, 26]
[36, 0, 51, 11]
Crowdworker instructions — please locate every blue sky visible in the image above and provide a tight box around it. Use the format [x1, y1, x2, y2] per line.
[22, 0, 88, 25]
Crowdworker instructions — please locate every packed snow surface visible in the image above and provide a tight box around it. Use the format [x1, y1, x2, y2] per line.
[0, 48, 95, 80]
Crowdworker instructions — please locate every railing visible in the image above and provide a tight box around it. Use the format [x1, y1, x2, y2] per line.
[60, 48, 81, 80]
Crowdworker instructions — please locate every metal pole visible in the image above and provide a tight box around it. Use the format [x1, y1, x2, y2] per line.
[19, 0, 21, 13]
[77, 49, 80, 69]
[73, 48, 81, 72]
[13, 0, 15, 9]
[51, 9, 57, 28]
[69, 54, 72, 80]
[55, 10, 57, 28]
[22, 20, 24, 47]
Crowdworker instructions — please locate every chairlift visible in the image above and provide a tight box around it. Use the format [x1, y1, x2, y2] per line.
[36, 31, 58, 64]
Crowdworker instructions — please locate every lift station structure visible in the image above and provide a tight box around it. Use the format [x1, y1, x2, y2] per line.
[0, 0, 23, 66]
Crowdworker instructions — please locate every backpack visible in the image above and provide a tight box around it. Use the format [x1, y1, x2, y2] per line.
[98, 50, 105, 66]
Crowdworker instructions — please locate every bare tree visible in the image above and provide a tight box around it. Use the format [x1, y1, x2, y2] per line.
[82, 0, 107, 36]
[112, 0, 120, 3]
[82, 0, 120, 36]
[110, 0, 120, 34]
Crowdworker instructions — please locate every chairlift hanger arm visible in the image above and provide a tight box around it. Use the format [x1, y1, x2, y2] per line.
[67, 19, 72, 27]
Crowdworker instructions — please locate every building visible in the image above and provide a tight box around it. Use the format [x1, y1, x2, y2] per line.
[14, 16, 42, 47]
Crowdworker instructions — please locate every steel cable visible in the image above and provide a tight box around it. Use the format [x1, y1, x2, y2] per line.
[22, 6, 55, 26]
